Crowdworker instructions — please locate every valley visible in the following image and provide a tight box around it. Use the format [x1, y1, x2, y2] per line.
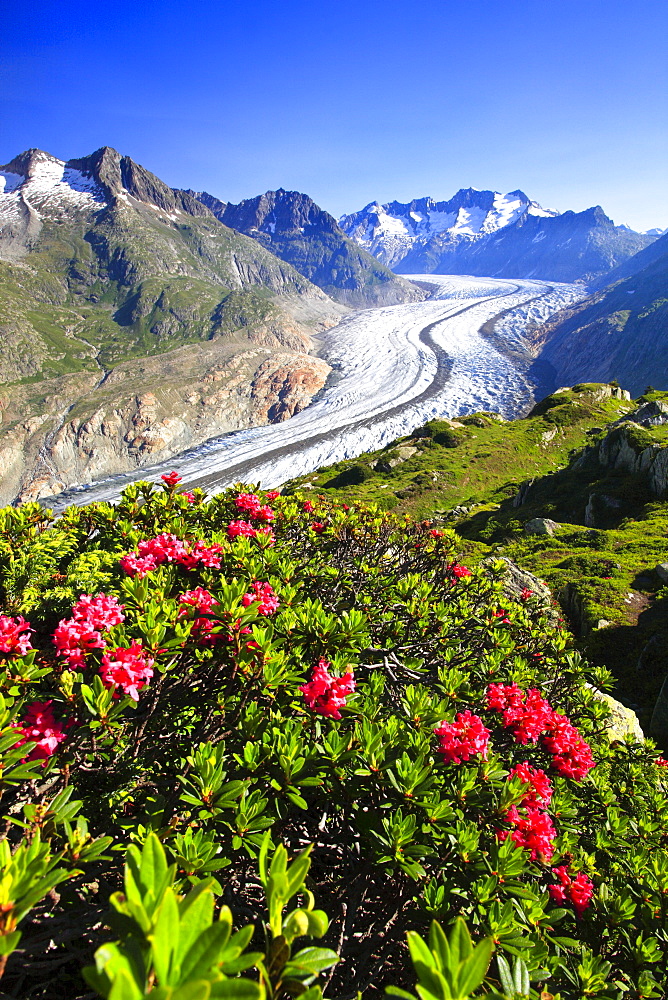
[45, 275, 583, 509]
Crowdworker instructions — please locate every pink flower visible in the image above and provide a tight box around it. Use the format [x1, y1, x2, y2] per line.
[121, 534, 222, 575]
[548, 865, 593, 918]
[508, 761, 553, 806]
[235, 493, 262, 515]
[303, 501, 315, 513]
[16, 700, 67, 762]
[450, 563, 471, 579]
[265, 490, 281, 500]
[178, 587, 219, 615]
[182, 492, 196, 503]
[53, 618, 105, 669]
[119, 552, 159, 578]
[161, 471, 182, 487]
[311, 522, 325, 534]
[520, 588, 533, 601]
[100, 641, 154, 701]
[429, 529, 445, 538]
[227, 520, 257, 539]
[71, 593, 125, 631]
[255, 505, 275, 522]
[242, 581, 280, 616]
[501, 804, 557, 860]
[487, 683, 595, 780]
[300, 659, 355, 719]
[0, 614, 33, 656]
[493, 608, 511, 625]
[542, 713, 595, 781]
[434, 711, 490, 764]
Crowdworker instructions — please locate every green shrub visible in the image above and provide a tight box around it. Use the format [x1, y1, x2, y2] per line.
[0, 482, 666, 999]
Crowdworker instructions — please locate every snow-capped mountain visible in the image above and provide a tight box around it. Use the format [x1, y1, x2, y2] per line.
[339, 189, 557, 268]
[340, 188, 656, 283]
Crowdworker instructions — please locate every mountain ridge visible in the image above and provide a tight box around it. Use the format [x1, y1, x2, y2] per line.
[340, 188, 655, 282]
[191, 186, 425, 307]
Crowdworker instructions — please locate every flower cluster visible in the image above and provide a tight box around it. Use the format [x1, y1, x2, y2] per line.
[434, 711, 490, 764]
[178, 587, 221, 646]
[501, 762, 556, 859]
[120, 533, 222, 578]
[0, 614, 34, 656]
[300, 659, 355, 719]
[242, 581, 280, 616]
[234, 493, 275, 522]
[100, 641, 154, 701]
[502, 803, 557, 860]
[227, 495, 276, 543]
[548, 865, 594, 917]
[487, 683, 595, 781]
[161, 471, 182, 487]
[17, 700, 67, 762]
[450, 563, 471, 579]
[53, 593, 125, 669]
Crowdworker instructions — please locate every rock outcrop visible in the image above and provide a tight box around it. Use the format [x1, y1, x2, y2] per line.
[3, 346, 331, 505]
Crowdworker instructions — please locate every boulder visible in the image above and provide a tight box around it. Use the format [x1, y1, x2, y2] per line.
[655, 563, 668, 584]
[523, 517, 560, 536]
[588, 688, 644, 743]
[486, 557, 553, 608]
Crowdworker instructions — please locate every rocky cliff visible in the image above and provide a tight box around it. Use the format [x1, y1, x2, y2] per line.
[533, 232, 668, 395]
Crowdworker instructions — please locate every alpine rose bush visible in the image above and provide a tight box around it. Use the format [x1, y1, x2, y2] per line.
[0, 480, 665, 1000]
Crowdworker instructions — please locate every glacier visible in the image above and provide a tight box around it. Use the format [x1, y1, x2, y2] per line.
[45, 274, 585, 511]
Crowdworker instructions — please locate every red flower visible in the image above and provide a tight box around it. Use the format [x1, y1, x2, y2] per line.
[16, 700, 67, 762]
[227, 520, 257, 539]
[121, 534, 221, 575]
[0, 614, 33, 656]
[235, 493, 262, 515]
[100, 641, 154, 701]
[53, 619, 105, 669]
[501, 804, 556, 860]
[242, 581, 280, 616]
[520, 588, 533, 601]
[265, 490, 281, 500]
[161, 471, 182, 487]
[255, 505, 275, 522]
[71, 593, 125, 631]
[303, 501, 315, 513]
[182, 492, 196, 503]
[300, 659, 355, 719]
[311, 522, 325, 534]
[178, 587, 219, 615]
[434, 711, 490, 764]
[450, 563, 471, 579]
[548, 865, 593, 917]
[508, 761, 553, 806]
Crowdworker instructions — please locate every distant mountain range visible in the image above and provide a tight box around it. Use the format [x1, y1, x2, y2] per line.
[185, 188, 423, 308]
[532, 230, 668, 396]
[340, 189, 656, 283]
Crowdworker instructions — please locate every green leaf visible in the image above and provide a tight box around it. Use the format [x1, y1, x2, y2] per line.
[457, 938, 493, 997]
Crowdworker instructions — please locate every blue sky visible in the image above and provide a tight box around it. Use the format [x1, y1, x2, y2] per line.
[2, 0, 667, 230]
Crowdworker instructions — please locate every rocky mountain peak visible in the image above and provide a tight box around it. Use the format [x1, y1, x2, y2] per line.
[220, 189, 341, 237]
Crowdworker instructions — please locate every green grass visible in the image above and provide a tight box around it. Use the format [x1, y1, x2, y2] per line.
[284, 384, 668, 728]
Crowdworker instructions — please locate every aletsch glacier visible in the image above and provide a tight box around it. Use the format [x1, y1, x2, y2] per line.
[46, 275, 584, 509]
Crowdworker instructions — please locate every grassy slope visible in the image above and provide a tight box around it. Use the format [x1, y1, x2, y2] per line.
[284, 384, 668, 731]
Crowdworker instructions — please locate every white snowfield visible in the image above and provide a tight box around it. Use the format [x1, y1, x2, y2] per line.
[339, 192, 559, 267]
[46, 274, 584, 511]
[0, 151, 104, 228]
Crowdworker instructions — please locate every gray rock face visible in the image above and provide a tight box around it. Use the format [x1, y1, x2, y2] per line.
[193, 188, 425, 308]
[524, 517, 560, 535]
[488, 556, 554, 606]
[655, 563, 668, 584]
[588, 687, 644, 743]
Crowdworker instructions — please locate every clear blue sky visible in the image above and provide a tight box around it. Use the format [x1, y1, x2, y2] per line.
[2, 0, 667, 230]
